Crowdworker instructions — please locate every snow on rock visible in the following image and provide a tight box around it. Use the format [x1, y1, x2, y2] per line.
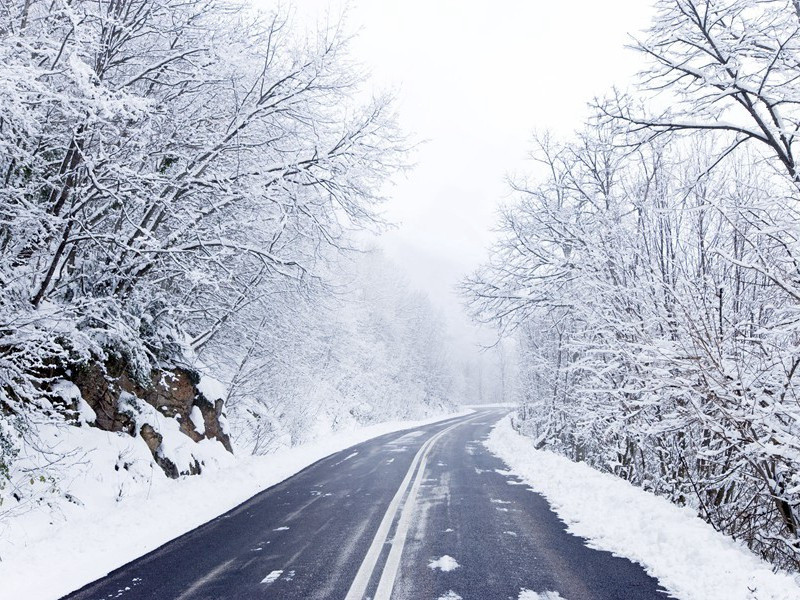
[486, 416, 800, 600]
[428, 555, 460, 572]
[189, 406, 205, 435]
[0, 409, 473, 600]
[76, 396, 97, 424]
[71, 361, 233, 469]
[196, 373, 227, 404]
[52, 380, 96, 424]
[118, 391, 229, 478]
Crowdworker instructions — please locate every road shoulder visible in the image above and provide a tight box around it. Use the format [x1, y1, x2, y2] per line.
[486, 416, 800, 600]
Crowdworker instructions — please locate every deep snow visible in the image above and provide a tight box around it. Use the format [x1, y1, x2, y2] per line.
[486, 415, 800, 600]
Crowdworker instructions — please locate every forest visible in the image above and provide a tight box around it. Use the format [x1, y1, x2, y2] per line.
[0, 0, 461, 517]
[465, 0, 800, 571]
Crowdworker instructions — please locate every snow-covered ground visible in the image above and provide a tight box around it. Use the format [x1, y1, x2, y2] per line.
[486, 416, 800, 600]
[0, 409, 471, 600]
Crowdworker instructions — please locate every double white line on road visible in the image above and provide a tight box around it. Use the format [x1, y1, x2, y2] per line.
[344, 414, 478, 600]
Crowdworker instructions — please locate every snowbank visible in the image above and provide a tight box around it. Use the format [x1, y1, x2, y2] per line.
[486, 416, 800, 600]
[0, 409, 472, 600]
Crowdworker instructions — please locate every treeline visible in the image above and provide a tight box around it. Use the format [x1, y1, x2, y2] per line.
[0, 0, 454, 500]
[465, 0, 800, 570]
[209, 249, 456, 454]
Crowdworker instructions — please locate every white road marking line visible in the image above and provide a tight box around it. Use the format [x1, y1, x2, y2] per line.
[261, 570, 283, 584]
[344, 415, 478, 600]
[372, 417, 481, 600]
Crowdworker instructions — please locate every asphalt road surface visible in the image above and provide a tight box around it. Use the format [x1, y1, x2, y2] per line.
[63, 409, 671, 600]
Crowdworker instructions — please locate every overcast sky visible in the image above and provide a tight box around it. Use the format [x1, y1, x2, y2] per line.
[294, 0, 655, 351]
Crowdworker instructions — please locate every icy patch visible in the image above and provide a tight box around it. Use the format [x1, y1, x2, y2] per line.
[487, 416, 800, 600]
[504, 531, 518, 537]
[261, 570, 282, 584]
[519, 591, 565, 600]
[491, 498, 511, 504]
[428, 555, 460, 572]
[438, 591, 463, 600]
[273, 526, 290, 531]
[444, 528, 454, 533]
[343, 451, 358, 461]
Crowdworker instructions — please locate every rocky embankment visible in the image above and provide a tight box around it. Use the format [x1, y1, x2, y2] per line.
[67, 359, 232, 477]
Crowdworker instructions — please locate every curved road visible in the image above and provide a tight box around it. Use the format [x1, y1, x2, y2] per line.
[63, 409, 670, 600]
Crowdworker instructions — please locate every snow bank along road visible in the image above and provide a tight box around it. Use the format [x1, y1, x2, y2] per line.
[62, 409, 669, 600]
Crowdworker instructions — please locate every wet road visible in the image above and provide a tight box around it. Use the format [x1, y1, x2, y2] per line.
[63, 409, 670, 600]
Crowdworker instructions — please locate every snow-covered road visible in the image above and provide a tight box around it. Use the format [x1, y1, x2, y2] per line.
[60, 409, 669, 600]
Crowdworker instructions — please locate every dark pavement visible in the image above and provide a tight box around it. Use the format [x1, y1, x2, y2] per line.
[62, 409, 671, 600]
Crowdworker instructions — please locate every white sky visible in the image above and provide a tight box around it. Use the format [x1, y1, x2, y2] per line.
[294, 0, 655, 355]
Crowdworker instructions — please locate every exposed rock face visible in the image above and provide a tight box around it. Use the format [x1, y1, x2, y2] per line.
[71, 359, 232, 477]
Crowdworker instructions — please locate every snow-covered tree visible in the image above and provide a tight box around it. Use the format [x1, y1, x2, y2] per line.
[466, 117, 800, 568]
[0, 0, 416, 503]
[205, 249, 457, 454]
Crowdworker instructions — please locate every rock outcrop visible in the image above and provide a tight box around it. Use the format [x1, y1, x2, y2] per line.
[70, 359, 232, 477]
